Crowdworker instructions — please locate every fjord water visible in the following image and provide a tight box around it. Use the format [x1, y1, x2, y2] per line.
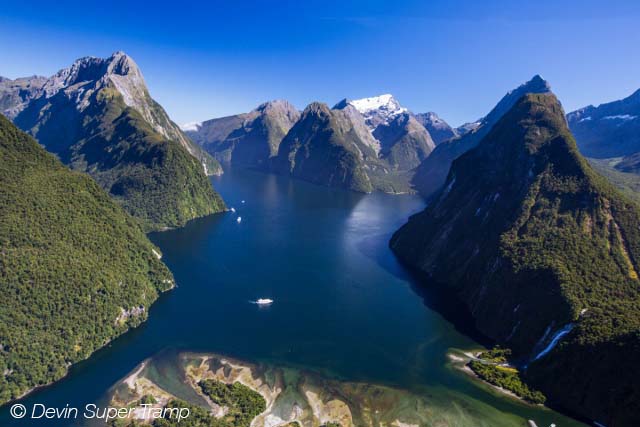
[0, 169, 585, 427]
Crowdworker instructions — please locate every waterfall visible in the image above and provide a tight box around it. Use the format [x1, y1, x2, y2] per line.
[532, 323, 574, 362]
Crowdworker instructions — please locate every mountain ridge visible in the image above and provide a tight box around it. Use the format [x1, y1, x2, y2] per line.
[412, 75, 552, 198]
[9, 52, 226, 230]
[568, 87, 640, 158]
[391, 92, 640, 425]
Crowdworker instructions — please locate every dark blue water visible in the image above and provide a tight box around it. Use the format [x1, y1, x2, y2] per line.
[0, 169, 585, 426]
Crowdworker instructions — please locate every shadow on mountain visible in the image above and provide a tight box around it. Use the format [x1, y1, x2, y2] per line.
[356, 231, 493, 348]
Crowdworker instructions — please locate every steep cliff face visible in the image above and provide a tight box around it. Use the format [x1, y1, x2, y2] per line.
[412, 75, 551, 198]
[271, 102, 376, 193]
[391, 94, 640, 425]
[11, 52, 225, 230]
[187, 100, 300, 167]
[0, 114, 174, 404]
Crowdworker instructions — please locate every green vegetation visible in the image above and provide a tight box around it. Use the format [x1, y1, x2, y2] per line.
[391, 93, 640, 423]
[0, 115, 174, 404]
[152, 399, 218, 427]
[468, 360, 546, 404]
[148, 380, 267, 427]
[587, 157, 640, 203]
[273, 103, 375, 193]
[476, 348, 511, 364]
[198, 379, 266, 427]
[191, 100, 300, 168]
[140, 394, 158, 405]
[15, 82, 225, 231]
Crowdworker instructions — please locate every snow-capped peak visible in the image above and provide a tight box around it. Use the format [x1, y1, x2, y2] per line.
[180, 121, 202, 132]
[349, 94, 406, 115]
[347, 94, 407, 130]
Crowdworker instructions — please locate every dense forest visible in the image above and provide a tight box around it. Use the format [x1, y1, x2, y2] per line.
[391, 94, 640, 424]
[0, 115, 174, 404]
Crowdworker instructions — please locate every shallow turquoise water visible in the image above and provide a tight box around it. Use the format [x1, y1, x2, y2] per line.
[0, 169, 587, 426]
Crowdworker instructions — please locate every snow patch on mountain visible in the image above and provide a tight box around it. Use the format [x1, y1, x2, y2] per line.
[349, 94, 406, 114]
[603, 114, 636, 121]
[181, 121, 202, 132]
[348, 94, 407, 130]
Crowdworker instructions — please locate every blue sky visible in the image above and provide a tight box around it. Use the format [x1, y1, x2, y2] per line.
[1, 0, 639, 126]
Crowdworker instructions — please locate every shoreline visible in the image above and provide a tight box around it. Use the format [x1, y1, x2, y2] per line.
[447, 352, 533, 404]
[0, 286, 174, 409]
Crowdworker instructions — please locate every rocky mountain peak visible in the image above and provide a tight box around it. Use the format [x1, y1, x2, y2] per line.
[10, 52, 218, 175]
[254, 99, 300, 124]
[345, 94, 407, 130]
[256, 99, 295, 112]
[349, 94, 404, 114]
[37, 51, 148, 112]
[302, 102, 332, 119]
[481, 75, 551, 129]
[414, 111, 458, 144]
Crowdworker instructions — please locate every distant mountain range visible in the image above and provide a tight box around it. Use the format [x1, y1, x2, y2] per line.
[564, 89, 640, 203]
[1, 52, 225, 230]
[188, 94, 438, 193]
[391, 92, 640, 426]
[568, 89, 640, 158]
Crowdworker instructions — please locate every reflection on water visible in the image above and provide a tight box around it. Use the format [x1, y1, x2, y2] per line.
[0, 169, 586, 427]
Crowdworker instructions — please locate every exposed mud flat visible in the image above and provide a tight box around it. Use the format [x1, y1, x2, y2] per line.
[106, 352, 558, 427]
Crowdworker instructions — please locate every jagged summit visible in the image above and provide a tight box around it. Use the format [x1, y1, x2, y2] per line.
[349, 94, 405, 114]
[0, 75, 48, 119]
[479, 74, 551, 128]
[342, 94, 408, 130]
[8, 51, 219, 174]
[412, 75, 552, 197]
[41, 51, 144, 98]
[303, 101, 332, 116]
